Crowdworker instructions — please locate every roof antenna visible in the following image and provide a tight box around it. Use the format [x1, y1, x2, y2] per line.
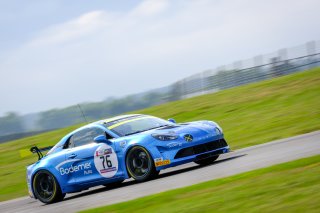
[77, 104, 88, 124]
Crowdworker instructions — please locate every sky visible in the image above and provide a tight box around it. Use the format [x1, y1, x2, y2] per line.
[0, 0, 319, 116]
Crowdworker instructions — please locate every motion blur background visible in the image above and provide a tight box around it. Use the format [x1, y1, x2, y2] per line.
[0, 0, 319, 142]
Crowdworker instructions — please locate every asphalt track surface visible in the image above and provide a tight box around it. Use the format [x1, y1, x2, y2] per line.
[1, 131, 320, 213]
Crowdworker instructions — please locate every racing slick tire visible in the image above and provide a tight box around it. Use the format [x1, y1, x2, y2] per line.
[125, 146, 158, 182]
[194, 155, 219, 166]
[32, 170, 65, 204]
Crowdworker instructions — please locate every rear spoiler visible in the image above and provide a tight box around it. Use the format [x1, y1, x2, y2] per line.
[30, 146, 53, 160]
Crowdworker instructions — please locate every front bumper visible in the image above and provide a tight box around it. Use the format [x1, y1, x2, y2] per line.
[154, 137, 230, 170]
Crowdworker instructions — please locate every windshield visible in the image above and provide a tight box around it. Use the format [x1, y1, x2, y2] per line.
[103, 115, 174, 136]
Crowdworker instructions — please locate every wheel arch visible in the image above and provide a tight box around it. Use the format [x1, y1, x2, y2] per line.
[123, 145, 155, 178]
[124, 145, 155, 162]
[31, 168, 63, 199]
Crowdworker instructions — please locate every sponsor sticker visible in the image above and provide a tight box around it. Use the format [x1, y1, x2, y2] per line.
[95, 148, 113, 156]
[100, 167, 117, 173]
[154, 157, 163, 162]
[167, 142, 182, 148]
[119, 141, 127, 148]
[154, 159, 170, 167]
[58, 162, 91, 175]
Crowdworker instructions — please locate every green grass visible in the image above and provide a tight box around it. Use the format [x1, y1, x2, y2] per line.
[1, 67, 320, 201]
[80, 155, 320, 213]
[136, 67, 320, 149]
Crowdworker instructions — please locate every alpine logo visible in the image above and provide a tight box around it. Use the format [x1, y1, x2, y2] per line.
[184, 134, 193, 142]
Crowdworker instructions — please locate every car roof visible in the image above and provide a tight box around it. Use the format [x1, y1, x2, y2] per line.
[95, 114, 144, 125]
[58, 114, 145, 142]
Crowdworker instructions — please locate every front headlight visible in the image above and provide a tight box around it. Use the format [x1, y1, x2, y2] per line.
[215, 127, 222, 135]
[205, 121, 223, 133]
[152, 134, 178, 141]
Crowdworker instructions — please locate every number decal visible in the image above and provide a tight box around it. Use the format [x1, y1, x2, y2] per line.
[100, 156, 105, 169]
[106, 156, 112, 167]
[100, 155, 113, 169]
[94, 144, 118, 178]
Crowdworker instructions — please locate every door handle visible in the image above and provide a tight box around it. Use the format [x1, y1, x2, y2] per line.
[68, 153, 77, 159]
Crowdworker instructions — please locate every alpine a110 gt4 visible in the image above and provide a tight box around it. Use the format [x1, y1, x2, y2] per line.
[26, 114, 230, 203]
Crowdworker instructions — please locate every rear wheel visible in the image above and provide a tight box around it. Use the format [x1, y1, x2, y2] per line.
[194, 155, 219, 166]
[126, 146, 157, 182]
[33, 170, 65, 204]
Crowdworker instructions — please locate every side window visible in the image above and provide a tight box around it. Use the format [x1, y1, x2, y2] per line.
[68, 127, 106, 148]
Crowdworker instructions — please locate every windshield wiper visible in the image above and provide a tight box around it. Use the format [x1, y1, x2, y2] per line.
[147, 125, 167, 130]
[124, 130, 146, 136]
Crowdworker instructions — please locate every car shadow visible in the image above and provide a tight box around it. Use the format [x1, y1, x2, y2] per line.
[63, 153, 247, 202]
[159, 153, 247, 178]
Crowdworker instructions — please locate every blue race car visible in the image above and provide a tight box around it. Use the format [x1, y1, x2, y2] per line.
[26, 114, 230, 203]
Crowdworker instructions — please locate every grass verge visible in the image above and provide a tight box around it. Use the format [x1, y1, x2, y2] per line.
[0, 67, 320, 201]
[80, 155, 320, 213]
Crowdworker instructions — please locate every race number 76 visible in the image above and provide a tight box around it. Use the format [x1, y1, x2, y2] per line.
[100, 155, 112, 169]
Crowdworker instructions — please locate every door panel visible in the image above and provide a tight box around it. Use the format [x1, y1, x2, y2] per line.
[66, 127, 122, 185]
[66, 143, 101, 184]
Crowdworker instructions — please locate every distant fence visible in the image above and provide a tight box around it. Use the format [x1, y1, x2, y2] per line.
[167, 40, 320, 100]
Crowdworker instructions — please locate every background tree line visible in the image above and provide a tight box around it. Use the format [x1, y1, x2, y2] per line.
[0, 91, 167, 142]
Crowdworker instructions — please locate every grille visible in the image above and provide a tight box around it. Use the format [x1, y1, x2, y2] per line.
[174, 139, 228, 159]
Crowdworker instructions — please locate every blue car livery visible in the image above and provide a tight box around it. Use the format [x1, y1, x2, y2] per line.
[26, 114, 230, 203]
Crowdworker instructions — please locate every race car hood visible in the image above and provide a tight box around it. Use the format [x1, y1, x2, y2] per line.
[115, 120, 221, 145]
[145, 120, 219, 138]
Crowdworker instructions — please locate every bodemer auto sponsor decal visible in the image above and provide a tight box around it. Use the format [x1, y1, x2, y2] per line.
[55, 159, 92, 175]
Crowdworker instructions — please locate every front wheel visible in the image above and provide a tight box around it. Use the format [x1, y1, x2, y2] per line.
[32, 170, 65, 204]
[194, 155, 219, 166]
[126, 146, 157, 182]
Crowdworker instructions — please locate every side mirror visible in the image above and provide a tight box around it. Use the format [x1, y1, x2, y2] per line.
[94, 135, 112, 144]
[168, 118, 176, 123]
